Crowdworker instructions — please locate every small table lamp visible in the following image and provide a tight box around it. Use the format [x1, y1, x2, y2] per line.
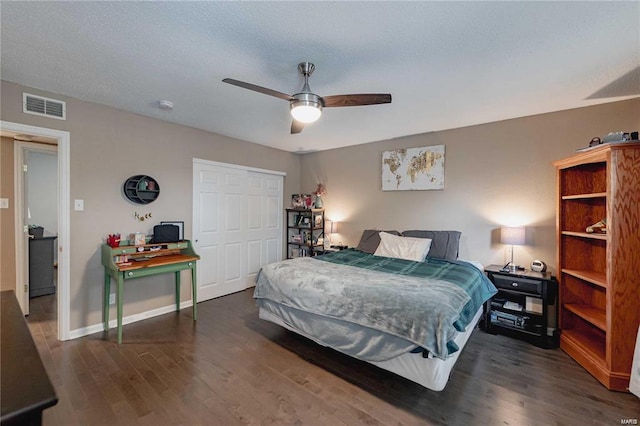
[501, 226, 525, 272]
[324, 220, 338, 248]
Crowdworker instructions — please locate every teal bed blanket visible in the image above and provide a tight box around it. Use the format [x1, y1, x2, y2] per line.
[317, 249, 496, 334]
[254, 249, 497, 361]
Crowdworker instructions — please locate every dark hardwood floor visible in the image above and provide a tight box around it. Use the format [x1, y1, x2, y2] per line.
[26, 291, 639, 425]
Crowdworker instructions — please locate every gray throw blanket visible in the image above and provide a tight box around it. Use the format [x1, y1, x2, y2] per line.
[254, 257, 472, 360]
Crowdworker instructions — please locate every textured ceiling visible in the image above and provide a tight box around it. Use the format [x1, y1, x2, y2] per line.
[1, 2, 638, 153]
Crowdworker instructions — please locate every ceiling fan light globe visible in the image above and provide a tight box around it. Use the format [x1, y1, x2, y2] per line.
[290, 102, 322, 123]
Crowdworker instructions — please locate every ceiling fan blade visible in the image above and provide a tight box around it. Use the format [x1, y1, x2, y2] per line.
[291, 120, 305, 134]
[222, 78, 293, 101]
[322, 94, 392, 108]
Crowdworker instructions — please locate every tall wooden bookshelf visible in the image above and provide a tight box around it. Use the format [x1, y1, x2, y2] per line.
[553, 142, 640, 391]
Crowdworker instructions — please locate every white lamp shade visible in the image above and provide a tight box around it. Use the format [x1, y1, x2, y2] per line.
[324, 220, 338, 234]
[290, 103, 322, 123]
[501, 226, 525, 246]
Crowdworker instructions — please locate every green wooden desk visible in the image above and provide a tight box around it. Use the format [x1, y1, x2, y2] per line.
[101, 240, 199, 344]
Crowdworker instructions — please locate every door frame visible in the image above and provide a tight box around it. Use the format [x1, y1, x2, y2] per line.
[2, 120, 70, 341]
[16, 141, 59, 313]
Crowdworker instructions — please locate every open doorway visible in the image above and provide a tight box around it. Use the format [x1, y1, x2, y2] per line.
[20, 141, 58, 311]
[0, 120, 70, 341]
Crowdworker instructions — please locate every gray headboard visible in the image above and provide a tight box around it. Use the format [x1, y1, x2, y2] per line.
[401, 230, 461, 261]
[355, 229, 461, 261]
[355, 229, 400, 254]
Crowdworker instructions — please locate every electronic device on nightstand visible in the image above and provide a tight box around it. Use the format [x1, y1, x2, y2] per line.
[530, 260, 547, 272]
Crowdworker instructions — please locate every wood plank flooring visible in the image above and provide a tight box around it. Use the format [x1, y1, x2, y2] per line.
[26, 291, 639, 425]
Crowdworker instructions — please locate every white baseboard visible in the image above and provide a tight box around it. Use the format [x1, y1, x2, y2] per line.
[68, 300, 194, 340]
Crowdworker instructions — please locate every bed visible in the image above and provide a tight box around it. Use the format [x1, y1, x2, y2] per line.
[254, 229, 497, 391]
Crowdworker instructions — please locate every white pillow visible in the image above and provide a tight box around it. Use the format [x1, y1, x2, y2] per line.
[374, 231, 432, 262]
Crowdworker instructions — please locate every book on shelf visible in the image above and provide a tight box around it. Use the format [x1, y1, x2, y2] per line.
[114, 254, 130, 263]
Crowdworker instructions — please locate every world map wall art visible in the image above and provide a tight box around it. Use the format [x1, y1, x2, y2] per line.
[381, 145, 445, 191]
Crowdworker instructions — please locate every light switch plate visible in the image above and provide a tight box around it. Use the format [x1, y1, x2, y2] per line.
[74, 199, 84, 211]
[0, 198, 8, 209]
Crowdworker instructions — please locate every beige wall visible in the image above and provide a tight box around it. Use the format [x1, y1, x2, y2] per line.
[300, 98, 640, 271]
[0, 136, 16, 291]
[1, 80, 301, 332]
[2, 76, 638, 336]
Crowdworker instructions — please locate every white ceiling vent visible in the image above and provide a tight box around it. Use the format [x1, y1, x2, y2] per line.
[23, 93, 66, 120]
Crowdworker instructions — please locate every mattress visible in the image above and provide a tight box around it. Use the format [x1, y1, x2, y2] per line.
[254, 251, 495, 391]
[259, 305, 483, 391]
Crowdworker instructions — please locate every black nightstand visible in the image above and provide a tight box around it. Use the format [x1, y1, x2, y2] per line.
[316, 246, 349, 255]
[483, 264, 559, 349]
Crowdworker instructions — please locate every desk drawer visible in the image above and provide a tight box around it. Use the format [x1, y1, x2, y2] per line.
[112, 246, 137, 255]
[491, 274, 543, 296]
[166, 241, 188, 250]
[122, 261, 196, 279]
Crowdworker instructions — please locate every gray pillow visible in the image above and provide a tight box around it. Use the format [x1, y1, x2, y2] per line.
[401, 230, 461, 261]
[355, 229, 401, 254]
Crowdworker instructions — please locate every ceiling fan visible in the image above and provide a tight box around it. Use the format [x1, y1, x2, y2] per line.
[222, 62, 392, 134]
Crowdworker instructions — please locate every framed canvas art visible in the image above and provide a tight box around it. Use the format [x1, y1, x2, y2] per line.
[382, 145, 445, 191]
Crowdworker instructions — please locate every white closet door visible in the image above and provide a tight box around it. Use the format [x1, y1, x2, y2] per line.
[193, 160, 283, 302]
[246, 171, 283, 282]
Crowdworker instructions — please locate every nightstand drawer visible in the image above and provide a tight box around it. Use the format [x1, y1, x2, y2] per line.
[491, 275, 543, 295]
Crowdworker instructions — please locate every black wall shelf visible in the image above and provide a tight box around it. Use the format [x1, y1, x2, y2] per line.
[123, 175, 160, 204]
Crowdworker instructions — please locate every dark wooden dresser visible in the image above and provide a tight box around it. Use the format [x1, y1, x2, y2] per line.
[1, 290, 58, 425]
[29, 236, 57, 298]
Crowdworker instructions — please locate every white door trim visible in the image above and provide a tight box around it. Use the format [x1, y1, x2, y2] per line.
[1, 120, 70, 341]
[193, 158, 287, 177]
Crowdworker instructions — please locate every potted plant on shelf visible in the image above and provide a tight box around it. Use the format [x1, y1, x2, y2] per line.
[314, 183, 326, 208]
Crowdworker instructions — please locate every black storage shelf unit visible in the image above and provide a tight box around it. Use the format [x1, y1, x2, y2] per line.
[123, 175, 160, 204]
[286, 208, 325, 258]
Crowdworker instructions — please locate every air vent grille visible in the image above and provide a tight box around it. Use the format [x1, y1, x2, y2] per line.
[23, 93, 66, 120]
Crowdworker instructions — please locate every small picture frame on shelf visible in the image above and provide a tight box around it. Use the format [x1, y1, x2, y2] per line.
[291, 194, 305, 208]
[160, 221, 184, 240]
[314, 215, 322, 226]
[132, 232, 146, 246]
[291, 194, 313, 209]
